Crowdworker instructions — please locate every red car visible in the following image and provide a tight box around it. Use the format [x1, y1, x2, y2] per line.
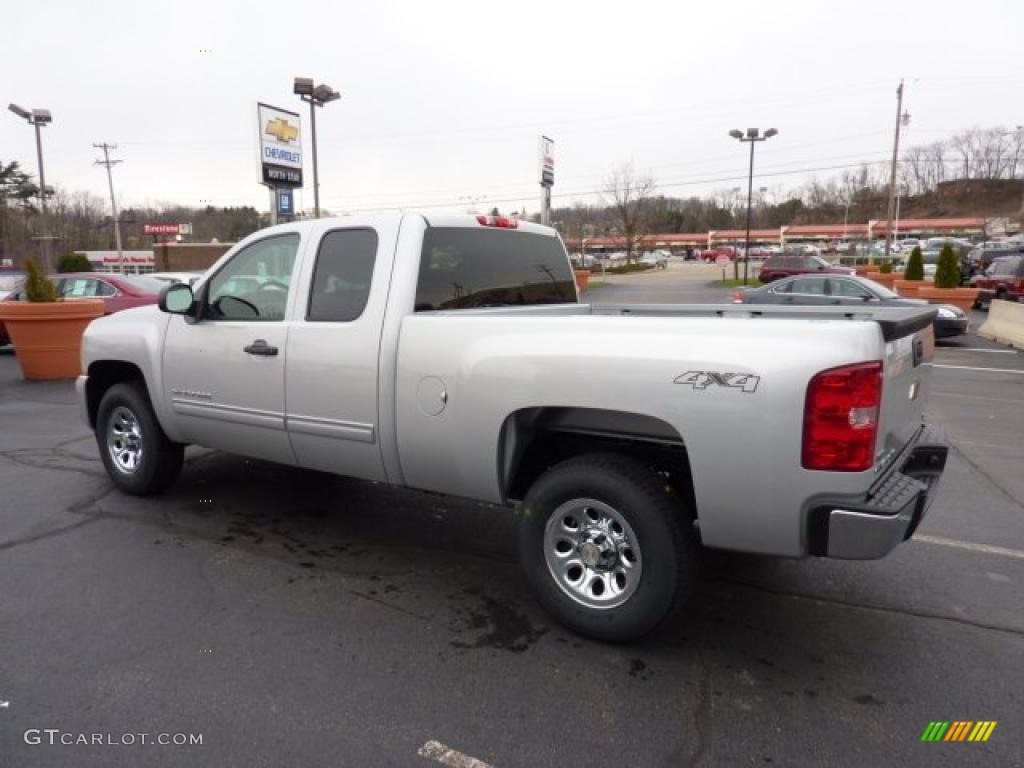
[758, 253, 855, 283]
[969, 254, 1024, 308]
[702, 246, 742, 262]
[0, 272, 165, 346]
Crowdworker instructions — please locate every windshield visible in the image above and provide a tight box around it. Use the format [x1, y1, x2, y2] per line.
[416, 227, 576, 311]
[860, 277, 900, 299]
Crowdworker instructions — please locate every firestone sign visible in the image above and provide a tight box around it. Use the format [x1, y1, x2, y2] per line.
[143, 223, 192, 236]
[258, 103, 303, 187]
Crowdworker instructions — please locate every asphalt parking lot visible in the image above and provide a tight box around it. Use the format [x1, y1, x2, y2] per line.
[1, 271, 1022, 767]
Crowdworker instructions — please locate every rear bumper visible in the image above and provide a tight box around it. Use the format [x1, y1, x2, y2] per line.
[807, 424, 948, 559]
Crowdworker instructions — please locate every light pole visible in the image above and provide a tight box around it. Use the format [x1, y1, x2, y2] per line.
[883, 80, 909, 260]
[9, 103, 54, 273]
[293, 77, 340, 219]
[729, 127, 778, 284]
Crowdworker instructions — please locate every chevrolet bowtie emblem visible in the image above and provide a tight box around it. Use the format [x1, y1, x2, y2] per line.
[265, 118, 298, 143]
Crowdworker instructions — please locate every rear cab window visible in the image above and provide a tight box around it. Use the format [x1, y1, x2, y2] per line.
[415, 227, 576, 311]
[307, 228, 378, 322]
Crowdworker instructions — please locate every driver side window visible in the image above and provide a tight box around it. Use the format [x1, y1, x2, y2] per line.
[206, 234, 299, 321]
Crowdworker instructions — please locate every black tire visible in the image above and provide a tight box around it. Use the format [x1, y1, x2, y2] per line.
[96, 381, 184, 496]
[518, 452, 698, 642]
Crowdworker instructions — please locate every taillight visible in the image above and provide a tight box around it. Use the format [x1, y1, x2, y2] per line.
[802, 361, 883, 472]
[475, 215, 518, 229]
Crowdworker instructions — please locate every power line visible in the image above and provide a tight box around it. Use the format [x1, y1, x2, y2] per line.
[93, 142, 124, 269]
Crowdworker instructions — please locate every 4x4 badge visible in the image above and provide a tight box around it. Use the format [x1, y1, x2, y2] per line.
[674, 371, 760, 393]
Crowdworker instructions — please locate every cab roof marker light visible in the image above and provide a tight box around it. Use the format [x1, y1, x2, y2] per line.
[475, 215, 518, 229]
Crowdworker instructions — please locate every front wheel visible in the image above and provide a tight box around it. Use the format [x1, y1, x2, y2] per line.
[96, 382, 184, 495]
[518, 453, 698, 642]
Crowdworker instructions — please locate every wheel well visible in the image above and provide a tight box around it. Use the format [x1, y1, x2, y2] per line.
[85, 361, 145, 428]
[499, 407, 696, 518]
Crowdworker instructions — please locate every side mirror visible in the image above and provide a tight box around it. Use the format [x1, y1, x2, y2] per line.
[159, 283, 195, 316]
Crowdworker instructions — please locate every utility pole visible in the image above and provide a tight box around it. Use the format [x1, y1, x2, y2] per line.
[94, 143, 124, 272]
[883, 80, 906, 261]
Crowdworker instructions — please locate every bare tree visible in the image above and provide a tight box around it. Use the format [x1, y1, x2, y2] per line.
[602, 162, 655, 262]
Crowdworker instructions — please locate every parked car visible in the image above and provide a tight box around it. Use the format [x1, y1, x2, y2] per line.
[0, 272, 164, 347]
[702, 245, 741, 262]
[746, 245, 775, 259]
[639, 251, 668, 269]
[735, 273, 967, 338]
[963, 243, 1023, 280]
[969, 254, 1024, 308]
[759, 253, 855, 282]
[77, 213, 945, 642]
[0, 270, 25, 301]
[892, 238, 920, 253]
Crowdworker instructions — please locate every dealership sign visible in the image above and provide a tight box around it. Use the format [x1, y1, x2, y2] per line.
[258, 103, 303, 187]
[539, 135, 554, 186]
[143, 223, 192, 236]
[538, 135, 554, 186]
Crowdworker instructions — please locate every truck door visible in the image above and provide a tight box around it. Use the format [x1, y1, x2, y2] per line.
[162, 233, 301, 465]
[284, 227, 388, 482]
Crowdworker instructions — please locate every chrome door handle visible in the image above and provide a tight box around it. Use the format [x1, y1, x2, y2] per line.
[243, 339, 278, 356]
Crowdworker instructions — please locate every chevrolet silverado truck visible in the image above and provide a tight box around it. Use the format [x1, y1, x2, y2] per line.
[77, 213, 948, 641]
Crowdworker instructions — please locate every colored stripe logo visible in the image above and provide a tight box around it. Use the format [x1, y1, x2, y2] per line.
[921, 721, 997, 742]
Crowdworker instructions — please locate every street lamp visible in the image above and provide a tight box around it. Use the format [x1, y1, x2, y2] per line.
[9, 103, 54, 273]
[293, 77, 340, 218]
[729, 127, 778, 283]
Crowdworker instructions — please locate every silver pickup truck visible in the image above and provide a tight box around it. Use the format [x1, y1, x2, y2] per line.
[77, 213, 947, 640]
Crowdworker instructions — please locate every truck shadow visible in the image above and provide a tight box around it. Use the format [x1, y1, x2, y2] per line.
[109, 451, 905, 673]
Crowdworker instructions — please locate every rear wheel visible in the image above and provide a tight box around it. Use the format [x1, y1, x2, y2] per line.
[96, 382, 183, 495]
[518, 453, 698, 642]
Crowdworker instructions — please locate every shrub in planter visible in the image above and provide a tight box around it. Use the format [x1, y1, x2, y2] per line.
[25, 256, 59, 301]
[0, 257, 104, 380]
[879, 261, 893, 274]
[57, 252, 94, 273]
[919, 243, 978, 312]
[904, 246, 924, 281]
[933, 244, 961, 289]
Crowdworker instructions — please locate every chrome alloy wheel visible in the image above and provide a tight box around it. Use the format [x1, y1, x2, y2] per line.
[543, 498, 643, 609]
[106, 406, 143, 474]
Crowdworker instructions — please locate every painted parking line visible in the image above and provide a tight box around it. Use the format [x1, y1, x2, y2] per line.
[419, 741, 494, 768]
[935, 347, 1018, 354]
[931, 364, 1024, 375]
[915, 535, 1024, 560]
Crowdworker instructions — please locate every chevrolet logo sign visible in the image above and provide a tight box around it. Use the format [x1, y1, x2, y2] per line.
[265, 118, 298, 143]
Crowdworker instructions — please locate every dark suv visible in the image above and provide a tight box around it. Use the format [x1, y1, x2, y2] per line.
[759, 253, 855, 283]
[970, 254, 1024, 308]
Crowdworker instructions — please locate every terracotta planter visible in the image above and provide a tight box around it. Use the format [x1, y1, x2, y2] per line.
[0, 300, 105, 380]
[917, 286, 980, 314]
[853, 265, 874, 276]
[865, 271, 901, 290]
[893, 278, 926, 298]
[574, 269, 591, 293]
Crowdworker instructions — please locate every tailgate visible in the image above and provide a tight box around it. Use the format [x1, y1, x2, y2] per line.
[877, 313, 936, 468]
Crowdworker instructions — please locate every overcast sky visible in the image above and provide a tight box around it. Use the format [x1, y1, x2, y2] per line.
[5, 0, 1022, 218]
